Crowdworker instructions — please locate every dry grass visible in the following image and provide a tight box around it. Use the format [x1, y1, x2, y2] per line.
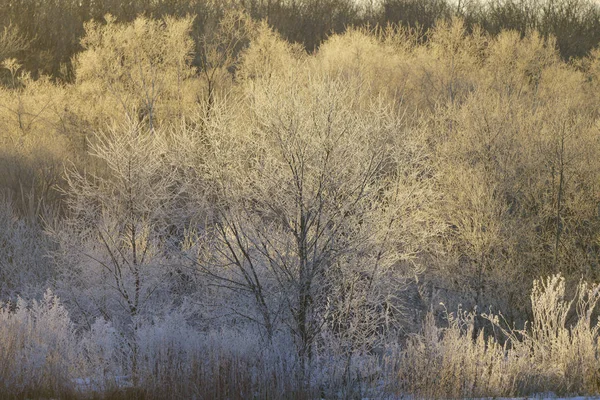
[398, 274, 600, 398]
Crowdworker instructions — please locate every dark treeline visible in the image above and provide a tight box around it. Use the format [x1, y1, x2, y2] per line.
[2, 0, 600, 80]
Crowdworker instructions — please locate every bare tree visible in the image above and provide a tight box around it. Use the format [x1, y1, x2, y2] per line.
[0, 23, 29, 64]
[50, 120, 184, 383]
[182, 40, 438, 385]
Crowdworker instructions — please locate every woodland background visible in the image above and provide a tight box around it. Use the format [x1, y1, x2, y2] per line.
[3, 0, 600, 398]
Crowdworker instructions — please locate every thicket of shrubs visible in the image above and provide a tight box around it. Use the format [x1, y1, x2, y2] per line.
[2, 0, 600, 81]
[2, 4, 600, 398]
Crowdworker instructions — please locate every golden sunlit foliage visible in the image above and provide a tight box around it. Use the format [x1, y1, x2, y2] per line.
[74, 15, 198, 129]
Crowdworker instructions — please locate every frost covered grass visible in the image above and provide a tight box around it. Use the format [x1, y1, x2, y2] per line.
[398, 275, 600, 399]
[0, 292, 396, 399]
[5, 275, 600, 398]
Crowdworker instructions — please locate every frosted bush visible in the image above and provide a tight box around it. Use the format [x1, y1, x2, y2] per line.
[0, 290, 77, 396]
[0, 192, 52, 300]
[136, 311, 203, 387]
[77, 317, 126, 391]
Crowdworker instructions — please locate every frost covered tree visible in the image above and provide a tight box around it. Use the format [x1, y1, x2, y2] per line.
[74, 15, 196, 130]
[184, 26, 440, 384]
[0, 23, 29, 66]
[50, 120, 189, 382]
[53, 120, 184, 325]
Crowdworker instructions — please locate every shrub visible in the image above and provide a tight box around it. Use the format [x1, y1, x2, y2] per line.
[0, 290, 78, 398]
